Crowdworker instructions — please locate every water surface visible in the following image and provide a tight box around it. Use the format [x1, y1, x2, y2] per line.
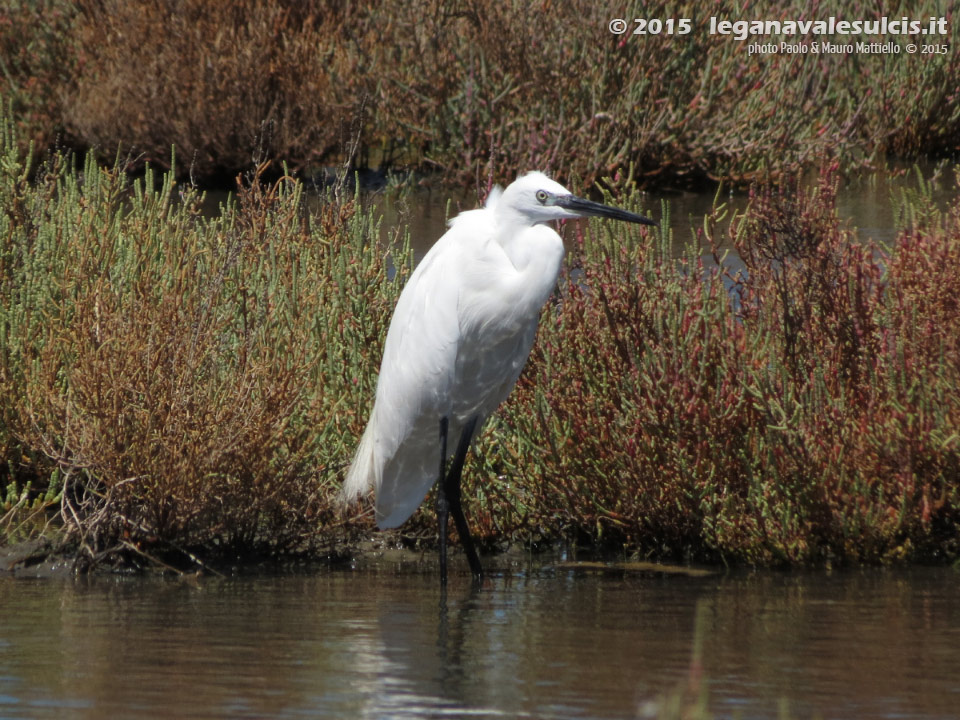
[2, 562, 958, 719]
[369, 166, 955, 258]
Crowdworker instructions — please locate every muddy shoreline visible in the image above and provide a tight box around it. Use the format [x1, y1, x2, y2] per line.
[1, 537, 719, 580]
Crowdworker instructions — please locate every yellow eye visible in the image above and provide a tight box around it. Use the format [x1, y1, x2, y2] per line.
[535, 190, 548, 204]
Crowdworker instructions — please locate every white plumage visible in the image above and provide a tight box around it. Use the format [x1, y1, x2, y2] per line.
[342, 171, 655, 579]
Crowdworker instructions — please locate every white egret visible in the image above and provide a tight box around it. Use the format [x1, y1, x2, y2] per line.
[343, 171, 656, 582]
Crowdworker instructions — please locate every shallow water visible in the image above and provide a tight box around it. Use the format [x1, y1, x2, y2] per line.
[201, 164, 952, 263]
[2, 561, 959, 719]
[369, 165, 954, 259]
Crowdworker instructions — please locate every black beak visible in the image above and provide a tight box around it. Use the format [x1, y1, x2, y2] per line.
[556, 195, 657, 226]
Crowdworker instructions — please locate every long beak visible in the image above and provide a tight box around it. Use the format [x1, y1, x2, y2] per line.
[556, 195, 657, 226]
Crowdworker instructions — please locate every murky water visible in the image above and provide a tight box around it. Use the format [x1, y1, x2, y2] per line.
[369, 166, 955, 259]
[2, 562, 958, 719]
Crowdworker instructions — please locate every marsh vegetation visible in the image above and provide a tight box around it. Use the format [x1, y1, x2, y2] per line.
[1, 0, 958, 569]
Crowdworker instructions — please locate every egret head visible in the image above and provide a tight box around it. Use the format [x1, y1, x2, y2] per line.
[498, 171, 657, 227]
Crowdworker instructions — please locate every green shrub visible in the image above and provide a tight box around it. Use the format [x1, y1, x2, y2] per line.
[475, 169, 960, 564]
[0, 125, 412, 565]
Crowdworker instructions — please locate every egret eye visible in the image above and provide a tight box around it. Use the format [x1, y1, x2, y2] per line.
[535, 190, 549, 204]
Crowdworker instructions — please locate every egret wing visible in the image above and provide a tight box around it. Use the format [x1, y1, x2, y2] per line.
[346, 223, 477, 527]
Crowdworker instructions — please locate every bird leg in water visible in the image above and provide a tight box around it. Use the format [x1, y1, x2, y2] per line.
[436, 416, 483, 583]
[437, 417, 451, 582]
[445, 416, 482, 580]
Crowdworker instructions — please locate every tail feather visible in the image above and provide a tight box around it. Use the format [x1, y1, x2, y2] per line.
[342, 419, 378, 506]
[344, 410, 466, 530]
[342, 411, 440, 530]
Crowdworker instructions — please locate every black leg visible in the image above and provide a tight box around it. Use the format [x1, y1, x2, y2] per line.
[443, 417, 483, 581]
[436, 417, 450, 584]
